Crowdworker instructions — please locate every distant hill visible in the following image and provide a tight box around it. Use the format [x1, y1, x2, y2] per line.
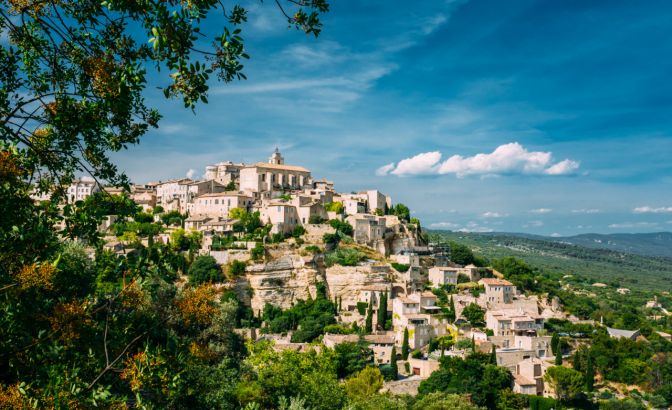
[429, 230, 672, 292]
[481, 232, 672, 258]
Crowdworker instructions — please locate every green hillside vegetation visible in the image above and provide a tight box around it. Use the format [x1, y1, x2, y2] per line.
[429, 231, 672, 292]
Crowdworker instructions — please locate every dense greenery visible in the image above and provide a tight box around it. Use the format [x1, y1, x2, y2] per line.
[188, 255, 222, 284]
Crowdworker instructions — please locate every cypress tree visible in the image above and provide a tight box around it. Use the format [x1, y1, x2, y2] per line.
[390, 345, 398, 380]
[449, 295, 456, 321]
[490, 345, 497, 365]
[471, 335, 476, 353]
[365, 299, 373, 333]
[585, 352, 595, 391]
[377, 292, 387, 330]
[551, 332, 560, 356]
[555, 340, 563, 365]
[402, 328, 410, 360]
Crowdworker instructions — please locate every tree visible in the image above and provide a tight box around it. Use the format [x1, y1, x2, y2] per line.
[436, 335, 455, 357]
[402, 328, 410, 360]
[1, 0, 329, 193]
[449, 241, 476, 266]
[555, 340, 563, 365]
[544, 366, 584, 402]
[227, 259, 247, 278]
[390, 203, 410, 222]
[490, 345, 497, 365]
[188, 255, 222, 284]
[551, 332, 560, 357]
[376, 292, 387, 331]
[585, 352, 595, 392]
[390, 345, 398, 380]
[446, 295, 456, 323]
[462, 303, 485, 327]
[412, 392, 482, 410]
[365, 299, 373, 333]
[334, 341, 372, 379]
[344, 367, 384, 402]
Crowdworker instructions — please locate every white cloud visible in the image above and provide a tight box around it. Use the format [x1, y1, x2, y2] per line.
[608, 222, 659, 229]
[550, 233, 562, 237]
[529, 208, 552, 214]
[523, 220, 544, 228]
[186, 168, 197, 179]
[375, 163, 395, 176]
[390, 151, 442, 176]
[429, 222, 460, 229]
[481, 211, 507, 218]
[572, 209, 601, 214]
[544, 159, 580, 175]
[633, 206, 672, 214]
[380, 143, 580, 177]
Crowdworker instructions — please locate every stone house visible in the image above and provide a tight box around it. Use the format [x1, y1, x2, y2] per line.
[479, 278, 516, 305]
[239, 149, 311, 193]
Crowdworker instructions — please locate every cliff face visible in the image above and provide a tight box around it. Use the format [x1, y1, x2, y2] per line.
[238, 254, 322, 312]
[324, 264, 393, 307]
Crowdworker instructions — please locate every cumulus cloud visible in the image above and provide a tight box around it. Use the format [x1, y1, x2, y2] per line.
[186, 168, 197, 179]
[375, 163, 396, 176]
[529, 208, 552, 214]
[523, 220, 544, 228]
[550, 233, 562, 237]
[633, 206, 672, 214]
[458, 221, 494, 233]
[481, 211, 507, 218]
[390, 151, 442, 176]
[608, 222, 659, 229]
[572, 209, 601, 214]
[378, 143, 580, 177]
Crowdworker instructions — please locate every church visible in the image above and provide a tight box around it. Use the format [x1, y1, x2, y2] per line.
[239, 148, 313, 193]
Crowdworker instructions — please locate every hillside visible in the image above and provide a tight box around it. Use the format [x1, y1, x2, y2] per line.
[429, 230, 672, 292]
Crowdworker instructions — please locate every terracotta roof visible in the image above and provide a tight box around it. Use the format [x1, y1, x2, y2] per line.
[479, 278, 514, 286]
[246, 162, 310, 173]
[364, 334, 395, 344]
[196, 192, 252, 198]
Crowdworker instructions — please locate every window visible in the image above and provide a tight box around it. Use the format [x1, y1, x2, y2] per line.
[215, 199, 219, 204]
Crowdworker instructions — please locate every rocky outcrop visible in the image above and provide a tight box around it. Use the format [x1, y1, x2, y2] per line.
[325, 263, 393, 308]
[237, 254, 322, 312]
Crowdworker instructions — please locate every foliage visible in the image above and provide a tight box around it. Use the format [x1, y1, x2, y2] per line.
[365, 299, 373, 333]
[323, 232, 341, 247]
[544, 366, 584, 401]
[413, 392, 483, 410]
[356, 301, 368, 316]
[345, 367, 384, 402]
[309, 214, 327, 224]
[188, 255, 222, 284]
[250, 242, 265, 261]
[293, 225, 306, 238]
[390, 204, 410, 222]
[389, 345, 398, 380]
[170, 228, 202, 252]
[334, 341, 372, 379]
[449, 241, 477, 266]
[325, 247, 366, 267]
[161, 210, 186, 226]
[418, 353, 512, 409]
[329, 219, 354, 237]
[391, 262, 410, 272]
[305, 245, 323, 254]
[402, 328, 410, 360]
[228, 260, 247, 278]
[324, 202, 344, 214]
[462, 303, 486, 327]
[377, 291, 388, 331]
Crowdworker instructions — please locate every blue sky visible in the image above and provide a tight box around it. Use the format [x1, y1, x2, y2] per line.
[113, 0, 672, 236]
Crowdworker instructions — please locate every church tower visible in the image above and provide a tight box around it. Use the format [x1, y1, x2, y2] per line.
[269, 147, 284, 165]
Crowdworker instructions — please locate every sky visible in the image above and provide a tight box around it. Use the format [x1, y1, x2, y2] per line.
[112, 0, 672, 236]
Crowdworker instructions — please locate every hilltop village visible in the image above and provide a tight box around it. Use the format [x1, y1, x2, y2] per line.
[32, 150, 671, 406]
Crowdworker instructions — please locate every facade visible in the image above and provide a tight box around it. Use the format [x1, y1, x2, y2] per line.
[347, 214, 387, 244]
[392, 292, 447, 349]
[512, 358, 546, 396]
[239, 149, 311, 193]
[63, 178, 101, 202]
[190, 192, 253, 218]
[480, 278, 516, 305]
[205, 161, 245, 185]
[155, 178, 193, 212]
[259, 201, 300, 234]
[365, 190, 388, 213]
[486, 309, 544, 337]
[428, 267, 459, 287]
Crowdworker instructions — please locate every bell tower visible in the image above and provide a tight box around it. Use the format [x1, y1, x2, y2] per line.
[269, 147, 284, 165]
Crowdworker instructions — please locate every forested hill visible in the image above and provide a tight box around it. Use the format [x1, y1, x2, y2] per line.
[429, 230, 672, 292]
[489, 232, 672, 258]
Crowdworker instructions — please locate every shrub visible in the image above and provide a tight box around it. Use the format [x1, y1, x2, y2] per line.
[228, 260, 247, 277]
[309, 215, 327, 224]
[324, 324, 354, 334]
[134, 212, 154, 223]
[323, 233, 340, 246]
[356, 302, 368, 316]
[391, 263, 410, 273]
[292, 225, 306, 238]
[271, 232, 284, 243]
[325, 202, 344, 214]
[250, 242, 264, 260]
[325, 248, 365, 267]
[411, 350, 423, 359]
[305, 245, 322, 254]
[329, 219, 353, 236]
[153, 205, 164, 214]
[188, 256, 222, 284]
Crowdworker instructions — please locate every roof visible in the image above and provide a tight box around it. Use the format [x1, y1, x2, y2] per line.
[203, 219, 238, 226]
[156, 178, 193, 186]
[196, 192, 251, 199]
[185, 215, 211, 222]
[514, 374, 536, 386]
[246, 162, 310, 173]
[479, 278, 514, 286]
[360, 284, 390, 292]
[364, 334, 395, 345]
[607, 327, 640, 339]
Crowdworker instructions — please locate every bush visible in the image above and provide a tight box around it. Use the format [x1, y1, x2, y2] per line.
[250, 242, 265, 260]
[325, 248, 365, 267]
[356, 302, 368, 316]
[324, 324, 354, 334]
[391, 262, 410, 273]
[309, 215, 327, 224]
[323, 233, 341, 246]
[292, 225, 306, 238]
[329, 219, 353, 236]
[324, 202, 344, 214]
[411, 350, 423, 359]
[134, 212, 154, 223]
[228, 260, 246, 277]
[305, 245, 322, 254]
[153, 205, 164, 214]
[271, 232, 284, 243]
[188, 255, 222, 284]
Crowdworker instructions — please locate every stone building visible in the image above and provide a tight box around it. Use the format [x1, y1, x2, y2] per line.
[239, 149, 312, 193]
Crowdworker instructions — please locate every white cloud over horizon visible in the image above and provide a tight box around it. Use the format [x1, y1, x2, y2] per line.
[377, 142, 580, 177]
[529, 208, 553, 214]
[186, 168, 197, 179]
[481, 211, 507, 218]
[572, 209, 601, 214]
[633, 206, 672, 214]
[608, 222, 659, 229]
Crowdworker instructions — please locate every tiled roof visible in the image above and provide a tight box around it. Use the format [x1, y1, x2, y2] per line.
[479, 278, 514, 286]
[246, 162, 310, 172]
